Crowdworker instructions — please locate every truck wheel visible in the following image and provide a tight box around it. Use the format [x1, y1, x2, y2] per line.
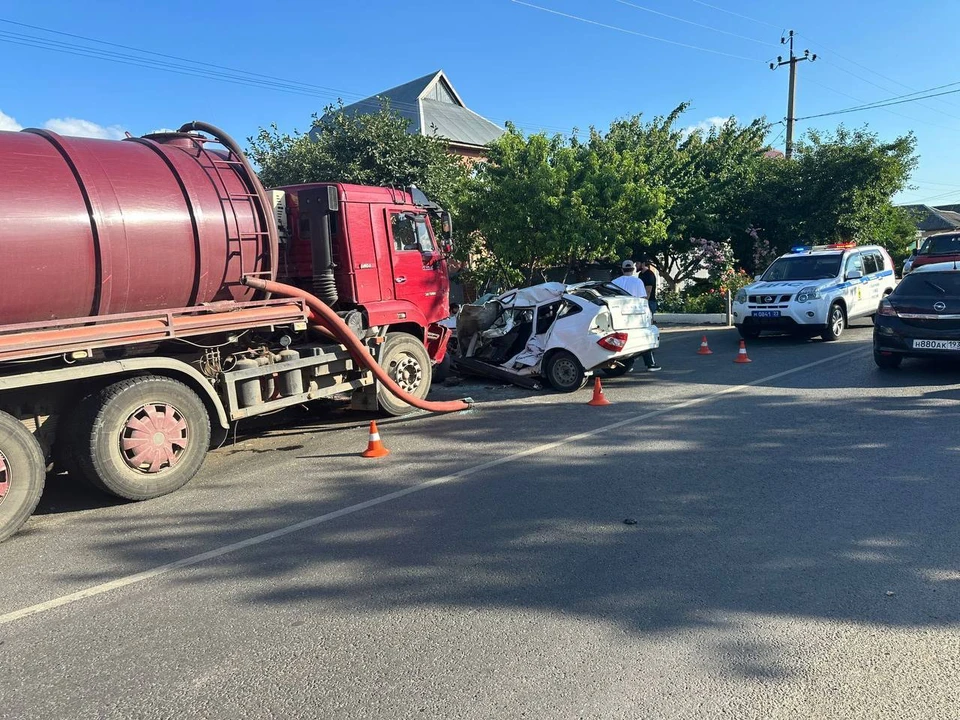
[377, 333, 433, 417]
[544, 350, 587, 393]
[0, 411, 46, 542]
[75, 376, 210, 501]
[821, 303, 846, 342]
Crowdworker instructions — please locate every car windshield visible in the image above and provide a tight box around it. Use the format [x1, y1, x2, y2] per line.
[760, 254, 843, 281]
[895, 272, 960, 296]
[918, 234, 960, 256]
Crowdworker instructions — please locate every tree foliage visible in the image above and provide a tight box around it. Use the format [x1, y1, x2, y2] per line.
[247, 102, 469, 213]
[737, 127, 918, 271]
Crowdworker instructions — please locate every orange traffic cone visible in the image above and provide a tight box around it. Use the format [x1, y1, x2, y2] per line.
[733, 339, 752, 363]
[697, 335, 713, 355]
[587, 376, 611, 406]
[361, 420, 390, 458]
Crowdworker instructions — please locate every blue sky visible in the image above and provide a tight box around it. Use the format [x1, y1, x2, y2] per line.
[1, 0, 958, 206]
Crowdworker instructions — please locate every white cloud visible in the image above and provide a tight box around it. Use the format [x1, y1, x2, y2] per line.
[0, 109, 23, 132]
[681, 116, 729, 138]
[43, 117, 127, 140]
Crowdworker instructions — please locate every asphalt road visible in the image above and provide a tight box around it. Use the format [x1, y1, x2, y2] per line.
[2, 323, 960, 719]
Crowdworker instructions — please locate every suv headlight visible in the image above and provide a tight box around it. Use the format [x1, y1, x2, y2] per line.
[796, 286, 822, 303]
[735, 289, 748, 304]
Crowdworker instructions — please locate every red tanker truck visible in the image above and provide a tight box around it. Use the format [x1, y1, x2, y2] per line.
[0, 121, 468, 541]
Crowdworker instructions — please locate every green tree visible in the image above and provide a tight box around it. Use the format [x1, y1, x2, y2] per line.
[247, 101, 469, 213]
[460, 123, 664, 288]
[738, 126, 918, 271]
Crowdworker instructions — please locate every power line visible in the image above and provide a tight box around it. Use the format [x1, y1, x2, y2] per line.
[802, 76, 960, 132]
[685, 0, 782, 30]
[798, 32, 960, 113]
[797, 84, 960, 121]
[0, 18, 571, 136]
[510, 0, 765, 62]
[613, 0, 777, 47]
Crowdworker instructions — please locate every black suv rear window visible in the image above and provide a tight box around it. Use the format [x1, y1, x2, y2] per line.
[896, 272, 960, 296]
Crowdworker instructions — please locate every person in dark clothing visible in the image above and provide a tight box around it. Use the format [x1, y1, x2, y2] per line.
[638, 258, 658, 317]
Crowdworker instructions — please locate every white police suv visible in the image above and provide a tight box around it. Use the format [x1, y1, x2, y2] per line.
[732, 243, 896, 341]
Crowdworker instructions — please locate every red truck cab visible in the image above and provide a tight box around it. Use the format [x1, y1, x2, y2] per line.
[275, 183, 452, 356]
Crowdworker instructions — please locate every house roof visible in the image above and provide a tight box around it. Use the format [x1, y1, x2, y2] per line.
[316, 70, 504, 149]
[901, 204, 960, 233]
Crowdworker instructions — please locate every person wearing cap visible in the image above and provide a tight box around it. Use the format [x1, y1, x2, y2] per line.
[611, 260, 661, 372]
[612, 260, 646, 298]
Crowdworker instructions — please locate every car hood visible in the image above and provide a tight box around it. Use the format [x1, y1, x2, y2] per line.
[744, 280, 828, 296]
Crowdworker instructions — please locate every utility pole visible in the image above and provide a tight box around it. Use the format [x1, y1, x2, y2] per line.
[770, 30, 816, 159]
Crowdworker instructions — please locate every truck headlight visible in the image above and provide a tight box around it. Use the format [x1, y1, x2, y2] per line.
[735, 289, 747, 304]
[796, 286, 821, 303]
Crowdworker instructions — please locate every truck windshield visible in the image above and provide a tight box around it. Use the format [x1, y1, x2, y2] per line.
[761, 255, 843, 281]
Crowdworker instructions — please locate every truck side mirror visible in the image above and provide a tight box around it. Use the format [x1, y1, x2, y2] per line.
[846, 270, 863, 281]
[440, 211, 453, 252]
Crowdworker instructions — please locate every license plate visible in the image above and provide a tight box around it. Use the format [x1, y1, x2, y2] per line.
[912, 339, 960, 350]
[752, 311, 781, 318]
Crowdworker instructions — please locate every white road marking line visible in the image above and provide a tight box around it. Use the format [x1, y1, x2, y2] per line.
[0, 345, 868, 626]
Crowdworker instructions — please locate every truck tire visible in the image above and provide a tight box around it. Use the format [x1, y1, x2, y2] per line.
[0, 411, 46, 542]
[544, 350, 588, 393]
[377, 333, 433, 417]
[74, 376, 211, 501]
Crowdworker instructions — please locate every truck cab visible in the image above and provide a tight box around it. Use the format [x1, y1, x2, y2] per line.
[273, 183, 452, 345]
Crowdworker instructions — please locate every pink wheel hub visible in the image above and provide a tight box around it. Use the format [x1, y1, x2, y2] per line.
[0, 449, 9, 505]
[120, 403, 189, 474]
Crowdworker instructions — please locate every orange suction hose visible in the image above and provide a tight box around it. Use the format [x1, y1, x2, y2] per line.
[242, 277, 470, 414]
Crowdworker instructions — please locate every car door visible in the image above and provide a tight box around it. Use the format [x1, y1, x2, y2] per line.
[386, 210, 447, 321]
[843, 252, 866, 317]
[861, 251, 882, 310]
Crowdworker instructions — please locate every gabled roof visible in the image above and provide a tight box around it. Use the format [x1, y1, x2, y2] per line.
[316, 70, 504, 149]
[900, 204, 960, 233]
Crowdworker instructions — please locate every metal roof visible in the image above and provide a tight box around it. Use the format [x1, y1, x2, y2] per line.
[314, 70, 504, 149]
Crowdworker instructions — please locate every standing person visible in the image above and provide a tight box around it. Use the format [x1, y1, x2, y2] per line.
[611, 260, 646, 298]
[611, 260, 661, 372]
[638, 258, 658, 318]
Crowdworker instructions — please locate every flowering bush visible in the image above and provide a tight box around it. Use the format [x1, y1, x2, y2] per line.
[717, 267, 753, 296]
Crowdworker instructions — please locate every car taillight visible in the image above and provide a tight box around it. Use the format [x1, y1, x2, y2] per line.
[597, 332, 628, 351]
[877, 298, 898, 317]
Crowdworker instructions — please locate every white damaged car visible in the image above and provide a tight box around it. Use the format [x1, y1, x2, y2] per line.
[452, 281, 660, 392]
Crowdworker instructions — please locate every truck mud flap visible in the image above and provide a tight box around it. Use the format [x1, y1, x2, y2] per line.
[451, 357, 542, 390]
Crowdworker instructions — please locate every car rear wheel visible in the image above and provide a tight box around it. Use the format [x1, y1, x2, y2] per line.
[600, 357, 635, 378]
[544, 350, 587, 393]
[736, 325, 761, 340]
[874, 350, 903, 369]
[821, 303, 846, 341]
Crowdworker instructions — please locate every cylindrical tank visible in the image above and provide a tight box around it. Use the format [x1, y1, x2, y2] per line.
[0, 123, 276, 326]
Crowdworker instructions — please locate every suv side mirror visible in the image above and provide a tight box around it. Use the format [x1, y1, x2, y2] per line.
[910, 248, 917, 256]
[846, 270, 863, 280]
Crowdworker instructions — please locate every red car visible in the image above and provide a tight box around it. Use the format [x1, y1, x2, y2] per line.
[905, 231, 960, 274]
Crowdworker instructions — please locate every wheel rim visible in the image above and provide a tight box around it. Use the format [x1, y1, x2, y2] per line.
[832, 307, 844, 336]
[0, 449, 9, 507]
[553, 357, 580, 387]
[120, 403, 189, 474]
[390, 354, 423, 394]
